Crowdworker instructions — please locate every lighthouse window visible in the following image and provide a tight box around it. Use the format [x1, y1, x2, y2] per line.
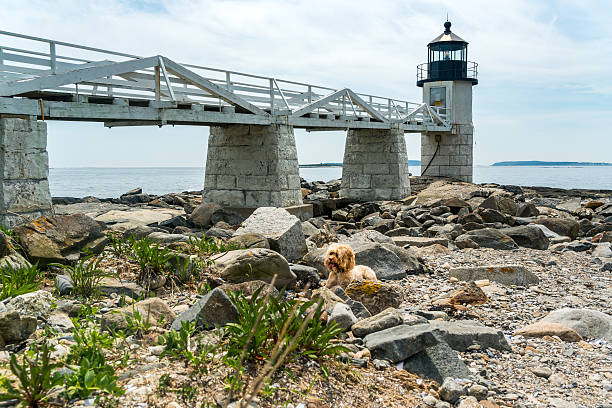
[430, 87, 446, 108]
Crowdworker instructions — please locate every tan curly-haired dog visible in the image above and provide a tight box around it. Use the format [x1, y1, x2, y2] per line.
[324, 243, 376, 289]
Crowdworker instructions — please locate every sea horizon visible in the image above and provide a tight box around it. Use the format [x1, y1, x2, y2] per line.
[48, 165, 612, 198]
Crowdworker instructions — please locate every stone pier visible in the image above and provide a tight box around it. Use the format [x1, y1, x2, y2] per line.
[341, 126, 411, 201]
[0, 117, 53, 227]
[420, 124, 473, 183]
[202, 122, 303, 208]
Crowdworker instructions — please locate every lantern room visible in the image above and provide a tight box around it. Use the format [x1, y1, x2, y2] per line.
[417, 21, 478, 87]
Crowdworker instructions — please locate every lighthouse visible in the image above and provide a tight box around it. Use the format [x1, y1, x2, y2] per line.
[417, 21, 478, 182]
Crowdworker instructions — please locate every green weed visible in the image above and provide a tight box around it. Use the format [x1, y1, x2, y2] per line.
[0, 343, 63, 408]
[0, 263, 40, 301]
[51, 255, 114, 298]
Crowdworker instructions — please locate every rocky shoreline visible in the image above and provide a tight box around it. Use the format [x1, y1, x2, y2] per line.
[0, 176, 610, 408]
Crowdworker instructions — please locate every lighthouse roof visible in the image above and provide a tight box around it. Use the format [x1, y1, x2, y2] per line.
[428, 21, 467, 45]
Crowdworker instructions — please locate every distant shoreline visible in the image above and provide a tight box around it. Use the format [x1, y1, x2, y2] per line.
[492, 161, 612, 167]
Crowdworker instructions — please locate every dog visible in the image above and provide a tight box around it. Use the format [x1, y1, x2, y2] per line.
[324, 243, 376, 289]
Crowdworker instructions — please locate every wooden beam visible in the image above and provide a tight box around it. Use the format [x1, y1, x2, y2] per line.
[345, 89, 388, 123]
[161, 58, 269, 116]
[290, 88, 349, 118]
[0, 56, 160, 96]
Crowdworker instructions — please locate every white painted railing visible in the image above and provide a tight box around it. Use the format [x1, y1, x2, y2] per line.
[0, 30, 450, 125]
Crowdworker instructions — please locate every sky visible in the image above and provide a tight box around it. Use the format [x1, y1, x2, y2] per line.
[1, 0, 611, 167]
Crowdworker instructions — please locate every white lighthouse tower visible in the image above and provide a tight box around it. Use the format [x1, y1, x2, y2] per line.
[417, 21, 478, 182]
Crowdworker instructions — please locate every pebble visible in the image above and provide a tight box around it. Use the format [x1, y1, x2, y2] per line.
[530, 367, 553, 378]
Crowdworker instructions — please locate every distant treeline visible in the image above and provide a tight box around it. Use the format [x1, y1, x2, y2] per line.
[492, 161, 612, 167]
[300, 160, 421, 168]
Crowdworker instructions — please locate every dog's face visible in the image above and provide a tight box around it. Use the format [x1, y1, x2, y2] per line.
[324, 244, 355, 274]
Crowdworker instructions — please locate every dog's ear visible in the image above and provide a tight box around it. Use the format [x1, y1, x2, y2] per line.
[339, 245, 355, 272]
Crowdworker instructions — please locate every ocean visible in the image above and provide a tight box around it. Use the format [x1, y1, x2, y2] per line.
[49, 165, 612, 198]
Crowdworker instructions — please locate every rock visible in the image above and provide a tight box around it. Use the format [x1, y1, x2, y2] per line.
[530, 367, 553, 378]
[380, 244, 427, 275]
[500, 225, 549, 250]
[187, 203, 220, 228]
[301, 221, 319, 237]
[99, 278, 145, 299]
[171, 288, 238, 331]
[7, 290, 53, 318]
[535, 217, 579, 240]
[585, 200, 604, 209]
[227, 233, 270, 249]
[345, 280, 403, 315]
[311, 287, 347, 314]
[351, 308, 403, 338]
[480, 195, 517, 216]
[217, 280, 279, 299]
[345, 241, 406, 280]
[48, 311, 75, 333]
[566, 241, 592, 252]
[541, 308, 612, 341]
[468, 384, 488, 400]
[0, 310, 37, 344]
[423, 395, 438, 407]
[235, 207, 306, 262]
[363, 324, 441, 363]
[101, 298, 176, 331]
[329, 303, 357, 331]
[516, 203, 539, 217]
[557, 198, 582, 212]
[438, 378, 467, 404]
[158, 215, 187, 230]
[455, 229, 518, 250]
[0, 252, 32, 270]
[514, 322, 583, 342]
[592, 243, 612, 258]
[348, 230, 395, 245]
[393, 236, 449, 248]
[211, 208, 245, 226]
[289, 264, 321, 288]
[456, 397, 480, 408]
[212, 248, 297, 289]
[330, 287, 371, 320]
[122, 225, 163, 240]
[14, 214, 105, 264]
[204, 227, 234, 240]
[477, 208, 510, 224]
[449, 264, 539, 287]
[428, 320, 511, 351]
[148, 232, 190, 244]
[404, 341, 472, 384]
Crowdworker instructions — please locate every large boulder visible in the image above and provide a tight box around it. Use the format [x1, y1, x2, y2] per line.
[428, 320, 511, 351]
[449, 264, 539, 287]
[0, 310, 37, 345]
[14, 214, 105, 264]
[455, 228, 518, 250]
[404, 341, 472, 384]
[541, 308, 612, 341]
[500, 225, 550, 250]
[363, 324, 441, 363]
[479, 195, 517, 216]
[211, 248, 297, 288]
[101, 298, 176, 332]
[187, 203, 220, 228]
[345, 280, 403, 315]
[535, 217, 580, 240]
[171, 288, 238, 331]
[235, 207, 306, 262]
[7, 290, 53, 318]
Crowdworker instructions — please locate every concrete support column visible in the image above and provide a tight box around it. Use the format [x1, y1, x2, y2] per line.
[340, 125, 411, 201]
[421, 124, 473, 182]
[0, 117, 53, 227]
[202, 121, 303, 208]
